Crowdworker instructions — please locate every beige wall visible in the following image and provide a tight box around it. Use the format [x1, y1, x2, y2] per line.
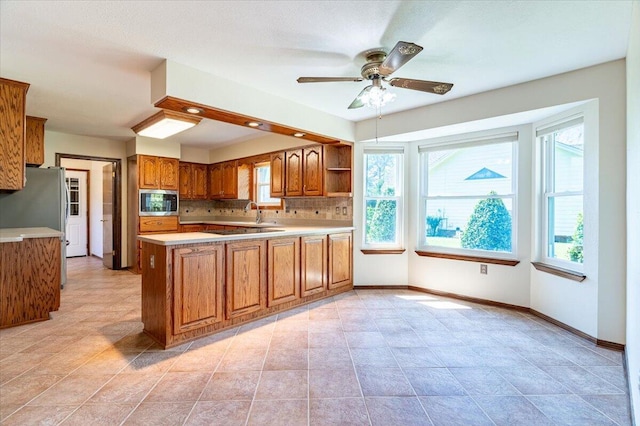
[626, 1, 640, 420]
[208, 133, 309, 163]
[44, 130, 129, 267]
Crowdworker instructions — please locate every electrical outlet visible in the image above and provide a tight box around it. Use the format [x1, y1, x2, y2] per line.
[480, 264, 487, 274]
[150, 255, 155, 269]
[342, 207, 347, 215]
[336, 207, 340, 214]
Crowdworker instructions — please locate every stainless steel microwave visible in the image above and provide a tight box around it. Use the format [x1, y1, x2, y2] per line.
[139, 190, 179, 216]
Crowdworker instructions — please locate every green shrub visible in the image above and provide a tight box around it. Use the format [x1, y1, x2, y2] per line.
[461, 193, 512, 251]
[568, 213, 584, 263]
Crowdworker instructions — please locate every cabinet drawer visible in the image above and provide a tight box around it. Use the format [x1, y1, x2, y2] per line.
[139, 216, 179, 232]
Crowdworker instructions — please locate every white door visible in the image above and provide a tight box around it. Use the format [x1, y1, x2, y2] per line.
[65, 170, 88, 257]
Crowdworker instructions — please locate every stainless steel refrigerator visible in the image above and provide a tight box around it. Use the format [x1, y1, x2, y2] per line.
[0, 167, 68, 287]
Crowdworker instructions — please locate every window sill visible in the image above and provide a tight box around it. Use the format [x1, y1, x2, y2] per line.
[414, 250, 520, 266]
[361, 249, 406, 255]
[531, 262, 586, 282]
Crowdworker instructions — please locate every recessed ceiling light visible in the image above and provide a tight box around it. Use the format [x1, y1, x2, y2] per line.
[246, 121, 261, 128]
[293, 132, 305, 138]
[184, 106, 204, 114]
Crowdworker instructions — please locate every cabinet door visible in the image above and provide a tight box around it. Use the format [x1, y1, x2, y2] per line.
[138, 155, 158, 189]
[25, 116, 46, 166]
[173, 244, 224, 334]
[0, 78, 28, 191]
[178, 162, 192, 199]
[301, 235, 327, 297]
[267, 238, 300, 307]
[328, 233, 352, 289]
[209, 163, 223, 199]
[226, 240, 266, 319]
[221, 160, 238, 199]
[303, 146, 323, 196]
[270, 152, 285, 198]
[285, 149, 303, 196]
[192, 164, 209, 199]
[158, 157, 179, 190]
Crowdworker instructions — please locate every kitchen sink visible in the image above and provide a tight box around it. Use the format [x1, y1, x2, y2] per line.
[203, 228, 285, 235]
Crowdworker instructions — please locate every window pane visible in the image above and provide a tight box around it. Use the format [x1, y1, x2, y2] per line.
[425, 197, 513, 252]
[365, 153, 399, 197]
[257, 184, 279, 204]
[365, 199, 397, 245]
[547, 195, 583, 263]
[427, 142, 513, 197]
[257, 166, 270, 183]
[553, 124, 583, 193]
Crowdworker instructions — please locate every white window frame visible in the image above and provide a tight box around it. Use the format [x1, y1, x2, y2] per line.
[417, 132, 519, 260]
[362, 147, 404, 250]
[253, 162, 280, 207]
[538, 116, 584, 271]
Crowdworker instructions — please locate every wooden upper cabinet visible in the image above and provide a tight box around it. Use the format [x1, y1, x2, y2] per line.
[25, 116, 47, 166]
[303, 146, 323, 196]
[209, 160, 237, 199]
[208, 163, 223, 198]
[221, 160, 238, 199]
[270, 152, 285, 198]
[323, 144, 353, 197]
[179, 162, 208, 200]
[158, 157, 179, 190]
[285, 149, 303, 196]
[0, 78, 29, 190]
[138, 155, 178, 190]
[173, 244, 224, 334]
[138, 155, 159, 188]
[328, 232, 353, 290]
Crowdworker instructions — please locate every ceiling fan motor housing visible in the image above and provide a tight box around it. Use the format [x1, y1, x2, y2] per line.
[361, 50, 388, 80]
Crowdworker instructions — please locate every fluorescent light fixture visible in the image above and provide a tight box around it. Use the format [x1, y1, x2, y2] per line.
[132, 110, 202, 139]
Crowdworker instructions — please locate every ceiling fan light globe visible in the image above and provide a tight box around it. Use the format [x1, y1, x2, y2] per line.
[362, 86, 396, 108]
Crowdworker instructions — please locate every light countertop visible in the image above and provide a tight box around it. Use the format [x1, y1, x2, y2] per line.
[0, 227, 63, 243]
[138, 225, 354, 246]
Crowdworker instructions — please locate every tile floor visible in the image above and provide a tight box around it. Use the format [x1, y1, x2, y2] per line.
[0, 256, 632, 425]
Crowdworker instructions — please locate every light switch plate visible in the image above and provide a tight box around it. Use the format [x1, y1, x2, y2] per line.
[480, 264, 487, 274]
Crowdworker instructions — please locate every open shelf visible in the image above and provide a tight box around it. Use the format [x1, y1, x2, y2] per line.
[323, 144, 352, 197]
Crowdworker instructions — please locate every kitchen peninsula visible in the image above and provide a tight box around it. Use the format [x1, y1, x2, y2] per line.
[139, 224, 353, 348]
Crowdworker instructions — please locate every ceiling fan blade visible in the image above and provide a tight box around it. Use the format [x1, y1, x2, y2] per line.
[297, 77, 363, 83]
[348, 86, 372, 109]
[386, 78, 453, 95]
[379, 41, 423, 76]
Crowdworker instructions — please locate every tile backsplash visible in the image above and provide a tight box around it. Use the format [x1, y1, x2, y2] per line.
[180, 198, 353, 222]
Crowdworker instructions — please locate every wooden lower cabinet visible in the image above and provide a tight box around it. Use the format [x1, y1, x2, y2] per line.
[173, 244, 224, 334]
[225, 239, 267, 319]
[328, 232, 353, 289]
[301, 235, 327, 296]
[268, 237, 300, 307]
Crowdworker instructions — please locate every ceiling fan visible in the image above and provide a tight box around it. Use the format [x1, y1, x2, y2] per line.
[297, 41, 453, 109]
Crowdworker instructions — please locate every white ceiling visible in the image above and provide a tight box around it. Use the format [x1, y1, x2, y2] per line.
[0, 1, 633, 148]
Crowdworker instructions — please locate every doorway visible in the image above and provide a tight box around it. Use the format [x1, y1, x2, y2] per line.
[56, 154, 122, 270]
[65, 169, 89, 257]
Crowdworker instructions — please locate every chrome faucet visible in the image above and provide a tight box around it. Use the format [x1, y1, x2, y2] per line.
[245, 200, 262, 224]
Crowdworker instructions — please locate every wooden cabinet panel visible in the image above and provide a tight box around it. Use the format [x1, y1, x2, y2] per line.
[192, 164, 208, 199]
[25, 116, 46, 166]
[208, 163, 223, 199]
[270, 152, 285, 197]
[139, 155, 158, 189]
[0, 237, 60, 328]
[139, 216, 179, 232]
[0, 78, 29, 190]
[173, 244, 224, 334]
[222, 160, 238, 199]
[323, 144, 353, 197]
[178, 162, 191, 198]
[267, 237, 300, 307]
[328, 233, 352, 289]
[180, 224, 206, 233]
[301, 235, 327, 297]
[285, 149, 303, 196]
[303, 146, 323, 196]
[158, 157, 179, 190]
[226, 240, 266, 319]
